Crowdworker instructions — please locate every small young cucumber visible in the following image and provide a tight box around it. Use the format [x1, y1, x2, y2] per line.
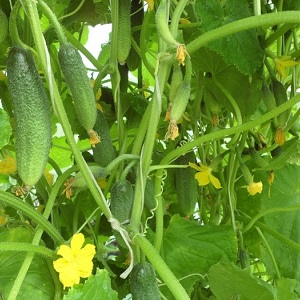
[271, 80, 290, 127]
[126, 0, 143, 71]
[175, 150, 198, 216]
[0, 9, 8, 42]
[170, 80, 191, 122]
[155, 0, 180, 47]
[117, 0, 132, 65]
[110, 180, 134, 224]
[92, 109, 116, 167]
[58, 43, 97, 133]
[169, 63, 183, 103]
[130, 262, 161, 300]
[7, 47, 51, 187]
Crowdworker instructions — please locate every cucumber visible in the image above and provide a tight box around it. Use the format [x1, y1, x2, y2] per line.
[169, 80, 191, 122]
[72, 165, 107, 189]
[169, 63, 183, 103]
[130, 262, 161, 300]
[126, 0, 143, 71]
[92, 109, 116, 167]
[117, 0, 132, 65]
[110, 180, 134, 224]
[58, 43, 97, 134]
[0, 9, 8, 42]
[155, 0, 180, 47]
[271, 80, 290, 127]
[7, 47, 51, 187]
[175, 150, 198, 216]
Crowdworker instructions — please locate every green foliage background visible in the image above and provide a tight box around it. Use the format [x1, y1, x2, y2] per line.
[0, 0, 300, 299]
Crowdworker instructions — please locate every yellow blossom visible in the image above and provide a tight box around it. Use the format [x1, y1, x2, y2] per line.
[268, 170, 274, 185]
[0, 155, 17, 175]
[145, 0, 154, 11]
[274, 127, 285, 145]
[176, 44, 189, 66]
[274, 56, 299, 79]
[189, 162, 222, 189]
[53, 233, 96, 289]
[247, 181, 263, 196]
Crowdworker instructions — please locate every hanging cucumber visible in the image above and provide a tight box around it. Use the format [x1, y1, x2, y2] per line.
[58, 43, 98, 144]
[110, 180, 134, 224]
[175, 150, 198, 216]
[126, 0, 143, 71]
[271, 80, 290, 127]
[7, 46, 51, 188]
[117, 0, 132, 65]
[130, 262, 161, 300]
[155, 0, 180, 47]
[165, 57, 192, 140]
[92, 107, 116, 167]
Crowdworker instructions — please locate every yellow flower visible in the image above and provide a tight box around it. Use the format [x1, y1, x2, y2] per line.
[0, 155, 17, 175]
[189, 163, 222, 189]
[274, 126, 285, 145]
[247, 181, 263, 196]
[53, 233, 96, 289]
[144, 0, 154, 11]
[274, 56, 299, 79]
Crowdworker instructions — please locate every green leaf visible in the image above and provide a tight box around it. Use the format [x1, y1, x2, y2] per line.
[50, 136, 73, 169]
[260, 164, 300, 280]
[192, 47, 262, 116]
[195, 0, 264, 75]
[276, 278, 299, 300]
[208, 261, 276, 300]
[0, 227, 56, 300]
[160, 215, 238, 297]
[64, 268, 118, 300]
[0, 108, 12, 149]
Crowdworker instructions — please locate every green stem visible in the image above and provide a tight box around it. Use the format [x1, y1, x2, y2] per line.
[159, 93, 300, 166]
[242, 205, 300, 233]
[64, 29, 103, 70]
[0, 190, 64, 244]
[237, 215, 300, 253]
[262, 23, 294, 48]
[130, 58, 171, 231]
[255, 226, 281, 280]
[132, 233, 190, 300]
[9, 1, 31, 49]
[186, 11, 300, 55]
[37, 0, 68, 44]
[0, 243, 55, 259]
[169, 0, 189, 38]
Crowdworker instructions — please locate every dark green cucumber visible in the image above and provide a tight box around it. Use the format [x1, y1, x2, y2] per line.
[117, 0, 131, 65]
[126, 0, 144, 71]
[110, 180, 133, 223]
[7, 47, 51, 187]
[92, 109, 116, 167]
[58, 43, 97, 132]
[271, 80, 290, 127]
[130, 262, 161, 300]
[175, 150, 198, 216]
